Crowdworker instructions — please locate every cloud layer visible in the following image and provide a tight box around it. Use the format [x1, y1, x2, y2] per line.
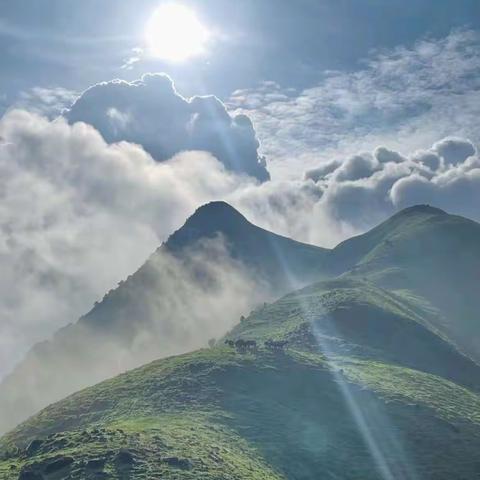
[320, 137, 480, 228]
[65, 74, 270, 182]
[228, 29, 480, 179]
[233, 136, 480, 247]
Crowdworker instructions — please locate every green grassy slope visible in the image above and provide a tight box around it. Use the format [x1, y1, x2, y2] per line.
[332, 205, 480, 362]
[2, 202, 480, 449]
[3, 279, 480, 480]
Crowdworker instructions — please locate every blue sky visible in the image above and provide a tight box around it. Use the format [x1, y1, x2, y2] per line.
[2, 0, 480, 105]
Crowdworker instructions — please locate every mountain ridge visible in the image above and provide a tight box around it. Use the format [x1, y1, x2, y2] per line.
[1, 202, 479, 438]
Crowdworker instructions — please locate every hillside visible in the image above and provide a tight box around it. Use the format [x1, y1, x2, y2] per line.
[0, 202, 332, 435]
[1, 203, 480, 438]
[332, 205, 480, 362]
[2, 279, 480, 479]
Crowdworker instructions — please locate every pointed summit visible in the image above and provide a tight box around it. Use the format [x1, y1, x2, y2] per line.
[193, 200, 246, 217]
[166, 201, 331, 287]
[166, 201, 250, 249]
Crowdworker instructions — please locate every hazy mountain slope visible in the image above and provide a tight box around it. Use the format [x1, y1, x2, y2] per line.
[2, 280, 480, 479]
[79, 201, 332, 336]
[0, 202, 333, 435]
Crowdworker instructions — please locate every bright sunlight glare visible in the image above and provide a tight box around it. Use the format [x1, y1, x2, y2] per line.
[145, 4, 210, 62]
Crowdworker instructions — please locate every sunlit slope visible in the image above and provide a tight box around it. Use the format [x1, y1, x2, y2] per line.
[2, 280, 480, 479]
[228, 278, 480, 390]
[331, 205, 480, 362]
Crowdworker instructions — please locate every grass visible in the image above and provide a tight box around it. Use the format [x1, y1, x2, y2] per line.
[3, 336, 480, 479]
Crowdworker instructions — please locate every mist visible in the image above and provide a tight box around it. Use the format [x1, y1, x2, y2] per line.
[0, 235, 269, 434]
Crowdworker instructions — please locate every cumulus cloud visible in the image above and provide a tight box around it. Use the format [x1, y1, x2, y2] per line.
[304, 137, 480, 230]
[391, 163, 480, 221]
[410, 150, 442, 172]
[431, 137, 476, 166]
[374, 147, 406, 165]
[65, 73, 270, 182]
[333, 154, 379, 182]
[304, 159, 342, 182]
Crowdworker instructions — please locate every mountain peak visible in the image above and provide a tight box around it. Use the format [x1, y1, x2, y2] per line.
[165, 201, 250, 251]
[164, 200, 330, 290]
[394, 204, 446, 218]
[191, 201, 247, 222]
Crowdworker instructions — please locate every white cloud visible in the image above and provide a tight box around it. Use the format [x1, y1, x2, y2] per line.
[228, 29, 480, 179]
[431, 137, 476, 166]
[0, 234, 269, 434]
[232, 136, 480, 246]
[304, 137, 480, 231]
[305, 159, 342, 182]
[15, 86, 78, 117]
[333, 154, 379, 182]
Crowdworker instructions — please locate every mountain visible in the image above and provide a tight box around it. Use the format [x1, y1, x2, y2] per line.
[0, 202, 332, 435]
[166, 201, 332, 289]
[2, 278, 480, 479]
[1, 202, 480, 439]
[332, 205, 480, 363]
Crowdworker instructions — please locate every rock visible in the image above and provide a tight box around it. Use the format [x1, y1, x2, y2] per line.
[86, 458, 106, 471]
[25, 439, 43, 457]
[43, 456, 74, 475]
[18, 470, 43, 480]
[92, 472, 109, 479]
[163, 456, 193, 470]
[115, 449, 135, 466]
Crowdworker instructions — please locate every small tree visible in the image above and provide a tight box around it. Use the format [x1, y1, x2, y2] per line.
[208, 338, 216, 348]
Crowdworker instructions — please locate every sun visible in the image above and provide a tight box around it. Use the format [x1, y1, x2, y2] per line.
[145, 4, 210, 62]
